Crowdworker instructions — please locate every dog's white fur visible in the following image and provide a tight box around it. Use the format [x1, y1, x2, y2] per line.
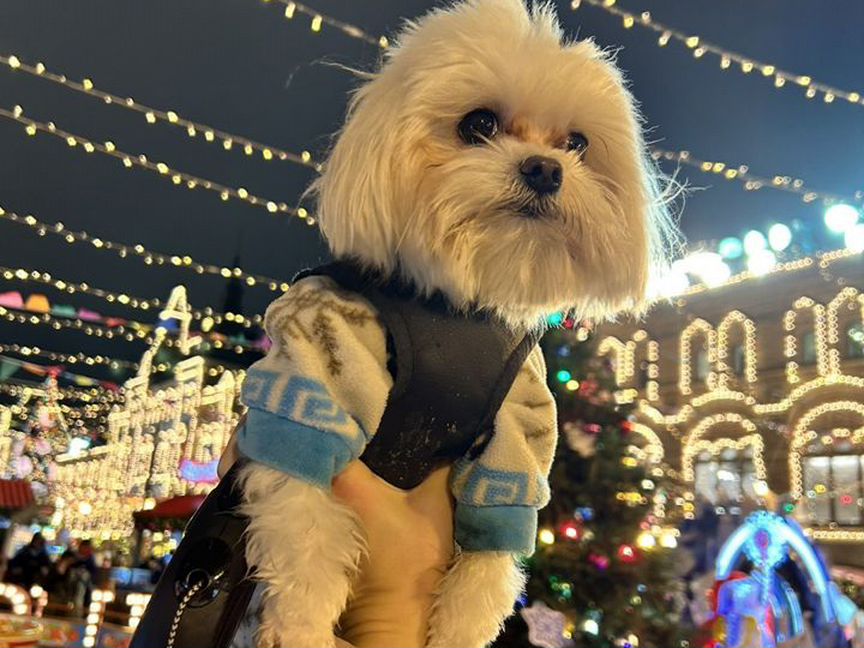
[426, 552, 527, 647]
[238, 465, 365, 647]
[241, 0, 678, 646]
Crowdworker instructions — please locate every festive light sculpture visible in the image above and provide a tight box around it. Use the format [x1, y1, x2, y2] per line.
[53, 286, 244, 537]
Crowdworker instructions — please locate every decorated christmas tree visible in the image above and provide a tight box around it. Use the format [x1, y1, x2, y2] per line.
[7, 376, 70, 501]
[495, 319, 688, 648]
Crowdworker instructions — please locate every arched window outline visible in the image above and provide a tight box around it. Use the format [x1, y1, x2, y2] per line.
[827, 288, 864, 374]
[717, 311, 757, 388]
[597, 331, 660, 400]
[784, 296, 828, 383]
[681, 413, 766, 484]
[680, 319, 716, 395]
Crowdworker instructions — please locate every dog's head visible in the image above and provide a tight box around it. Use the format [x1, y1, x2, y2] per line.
[312, 0, 678, 326]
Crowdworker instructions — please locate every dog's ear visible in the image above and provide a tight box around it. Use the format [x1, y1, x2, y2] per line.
[310, 76, 412, 272]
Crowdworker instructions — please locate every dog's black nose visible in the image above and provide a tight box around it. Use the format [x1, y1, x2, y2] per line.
[519, 156, 562, 195]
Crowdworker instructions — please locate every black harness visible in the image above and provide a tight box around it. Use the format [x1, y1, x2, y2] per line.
[131, 260, 541, 648]
[297, 260, 541, 489]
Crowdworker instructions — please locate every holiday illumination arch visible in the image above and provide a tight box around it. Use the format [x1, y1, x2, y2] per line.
[681, 412, 766, 484]
[787, 400, 864, 543]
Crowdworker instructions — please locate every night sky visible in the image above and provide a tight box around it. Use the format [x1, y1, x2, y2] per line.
[0, 0, 862, 376]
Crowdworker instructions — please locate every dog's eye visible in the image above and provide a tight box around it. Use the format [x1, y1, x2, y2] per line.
[566, 132, 589, 156]
[458, 109, 499, 145]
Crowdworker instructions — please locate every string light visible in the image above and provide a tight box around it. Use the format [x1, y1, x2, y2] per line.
[0, 206, 289, 294]
[679, 318, 716, 395]
[0, 344, 137, 372]
[597, 329, 659, 400]
[826, 287, 864, 375]
[682, 411, 766, 482]
[574, 0, 864, 109]
[260, 0, 388, 48]
[0, 106, 314, 223]
[789, 401, 864, 502]
[680, 247, 861, 298]
[0, 265, 263, 329]
[608, 279, 864, 542]
[0, 53, 320, 172]
[651, 147, 863, 207]
[0, 300, 262, 358]
[784, 297, 829, 382]
[0, 379, 123, 405]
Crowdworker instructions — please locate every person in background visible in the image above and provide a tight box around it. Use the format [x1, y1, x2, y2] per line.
[5, 532, 51, 590]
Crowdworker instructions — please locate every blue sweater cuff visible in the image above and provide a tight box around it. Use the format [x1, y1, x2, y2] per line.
[238, 407, 356, 489]
[455, 504, 538, 555]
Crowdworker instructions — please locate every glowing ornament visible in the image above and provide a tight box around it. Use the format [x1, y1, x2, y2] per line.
[743, 230, 767, 254]
[636, 531, 656, 549]
[617, 544, 638, 564]
[539, 529, 556, 545]
[824, 203, 859, 233]
[747, 249, 777, 276]
[556, 370, 572, 383]
[560, 521, 581, 541]
[718, 236, 744, 259]
[767, 223, 792, 251]
[844, 223, 864, 252]
[581, 619, 600, 636]
[659, 529, 678, 548]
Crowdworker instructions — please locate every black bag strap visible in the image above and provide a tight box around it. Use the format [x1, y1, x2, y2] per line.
[467, 327, 543, 459]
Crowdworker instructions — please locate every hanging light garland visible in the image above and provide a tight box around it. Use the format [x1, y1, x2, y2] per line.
[572, 0, 864, 109]
[0, 53, 320, 172]
[260, 0, 389, 48]
[0, 343, 137, 372]
[0, 265, 263, 329]
[651, 147, 863, 206]
[0, 304, 262, 358]
[0, 206, 289, 294]
[0, 343, 231, 381]
[0, 105, 315, 224]
[0, 379, 122, 405]
[0, 353, 114, 387]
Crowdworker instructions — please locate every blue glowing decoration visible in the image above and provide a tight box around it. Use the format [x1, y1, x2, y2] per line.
[557, 345, 571, 358]
[556, 370, 572, 383]
[179, 458, 219, 484]
[715, 511, 836, 632]
[718, 236, 744, 259]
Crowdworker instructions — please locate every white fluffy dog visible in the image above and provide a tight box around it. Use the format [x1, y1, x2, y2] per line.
[235, 0, 677, 646]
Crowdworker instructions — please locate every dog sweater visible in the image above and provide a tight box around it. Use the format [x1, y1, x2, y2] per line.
[237, 274, 557, 555]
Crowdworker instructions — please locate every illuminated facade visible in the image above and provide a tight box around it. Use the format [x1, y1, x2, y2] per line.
[53, 286, 244, 539]
[596, 254, 864, 563]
